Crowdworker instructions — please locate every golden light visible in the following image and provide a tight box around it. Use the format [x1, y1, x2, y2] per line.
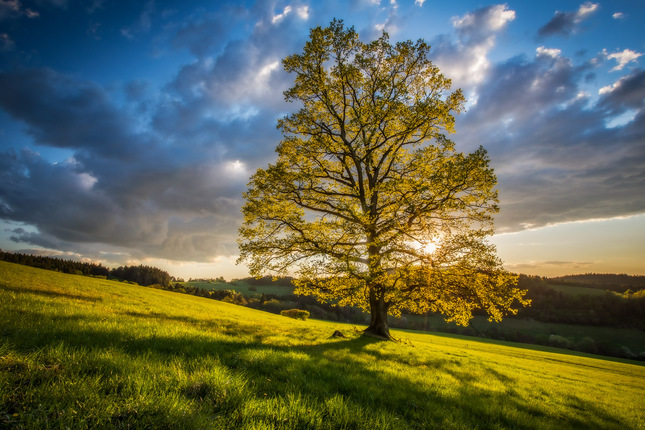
[422, 242, 437, 255]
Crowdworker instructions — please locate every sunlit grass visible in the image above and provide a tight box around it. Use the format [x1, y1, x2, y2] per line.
[1, 261, 644, 429]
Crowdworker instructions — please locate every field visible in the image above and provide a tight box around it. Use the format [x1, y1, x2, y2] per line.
[397, 313, 645, 353]
[185, 278, 645, 355]
[1, 261, 644, 429]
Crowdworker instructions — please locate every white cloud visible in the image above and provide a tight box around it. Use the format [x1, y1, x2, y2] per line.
[536, 46, 561, 58]
[607, 48, 643, 71]
[415, 0, 425, 6]
[272, 5, 291, 24]
[257, 60, 279, 83]
[296, 6, 309, 20]
[598, 81, 618, 95]
[576, 2, 598, 19]
[452, 4, 515, 32]
[612, 12, 625, 19]
[434, 4, 515, 88]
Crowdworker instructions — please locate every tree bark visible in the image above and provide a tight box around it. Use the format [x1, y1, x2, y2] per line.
[363, 290, 392, 340]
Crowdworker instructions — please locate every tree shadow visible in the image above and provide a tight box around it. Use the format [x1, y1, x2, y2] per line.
[0, 283, 102, 303]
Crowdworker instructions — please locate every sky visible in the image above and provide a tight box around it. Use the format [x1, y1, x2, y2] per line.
[0, 0, 643, 280]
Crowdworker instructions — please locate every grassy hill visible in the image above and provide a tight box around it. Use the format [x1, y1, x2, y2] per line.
[1, 261, 644, 429]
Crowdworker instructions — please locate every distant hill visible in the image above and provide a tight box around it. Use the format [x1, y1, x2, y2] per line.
[549, 274, 645, 293]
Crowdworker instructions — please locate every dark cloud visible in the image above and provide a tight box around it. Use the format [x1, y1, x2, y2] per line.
[597, 68, 645, 115]
[0, 69, 140, 159]
[0, 1, 314, 264]
[455, 54, 645, 232]
[538, 2, 599, 38]
[0, 0, 22, 20]
[171, 6, 246, 58]
[0, 65, 250, 261]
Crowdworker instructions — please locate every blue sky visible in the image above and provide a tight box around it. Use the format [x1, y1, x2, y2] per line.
[0, 0, 643, 279]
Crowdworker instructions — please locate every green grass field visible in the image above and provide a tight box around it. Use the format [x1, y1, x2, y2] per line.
[1, 261, 644, 429]
[398, 313, 645, 353]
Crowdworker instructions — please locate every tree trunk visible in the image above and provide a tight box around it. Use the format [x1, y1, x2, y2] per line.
[363, 291, 392, 340]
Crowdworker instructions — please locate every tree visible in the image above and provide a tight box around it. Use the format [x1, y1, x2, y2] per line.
[238, 20, 529, 340]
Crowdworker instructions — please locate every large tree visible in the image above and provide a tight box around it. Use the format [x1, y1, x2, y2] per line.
[238, 20, 528, 339]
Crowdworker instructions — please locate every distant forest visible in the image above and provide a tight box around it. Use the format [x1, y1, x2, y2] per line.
[550, 274, 645, 292]
[0, 250, 171, 287]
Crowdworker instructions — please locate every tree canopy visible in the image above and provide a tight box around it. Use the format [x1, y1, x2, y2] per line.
[238, 20, 529, 339]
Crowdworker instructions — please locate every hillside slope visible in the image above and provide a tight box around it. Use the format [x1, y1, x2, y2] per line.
[1, 261, 644, 429]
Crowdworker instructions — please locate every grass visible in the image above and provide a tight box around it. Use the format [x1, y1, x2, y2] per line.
[400, 313, 645, 353]
[1, 260, 644, 429]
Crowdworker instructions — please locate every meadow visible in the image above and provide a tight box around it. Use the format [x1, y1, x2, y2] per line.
[183, 277, 645, 356]
[1, 260, 644, 429]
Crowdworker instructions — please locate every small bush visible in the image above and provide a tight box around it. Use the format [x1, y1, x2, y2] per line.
[280, 309, 310, 321]
[575, 337, 598, 354]
[549, 334, 572, 349]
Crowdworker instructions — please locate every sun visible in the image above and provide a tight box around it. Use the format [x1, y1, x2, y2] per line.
[422, 242, 437, 254]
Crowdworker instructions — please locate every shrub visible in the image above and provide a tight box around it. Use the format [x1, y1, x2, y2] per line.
[280, 309, 310, 321]
[575, 337, 598, 354]
[548, 334, 572, 349]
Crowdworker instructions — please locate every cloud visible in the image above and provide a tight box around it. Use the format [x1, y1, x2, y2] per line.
[0, 32, 14, 51]
[120, 0, 155, 39]
[503, 260, 595, 274]
[0, 0, 38, 20]
[0, 2, 313, 264]
[455, 52, 645, 232]
[295, 5, 309, 20]
[612, 12, 625, 20]
[536, 46, 561, 58]
[605, 49, 643, 72]
[431, 4, 515, 89]
[172, 8, 243, 58]
[538, 2, 598, 38]
[272, 5, 292, 24]
[0, 0, 20, 19]
[597, 68, 645, 115]
[0, 68, 141, 159]
[0, 66, 254, 262]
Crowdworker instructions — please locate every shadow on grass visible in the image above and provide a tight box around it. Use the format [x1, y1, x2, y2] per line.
[0, 283, 102, 303]
[1, 305, 636, 430]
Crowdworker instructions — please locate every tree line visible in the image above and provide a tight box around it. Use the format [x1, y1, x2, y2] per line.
[515, 275, 645, 329]
[0, 250, 171, 288]
[549, 273, 645, 292]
